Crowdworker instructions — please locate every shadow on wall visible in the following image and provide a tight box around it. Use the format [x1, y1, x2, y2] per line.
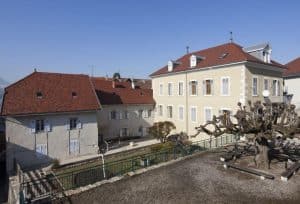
[95, 90, 123, 105]
[6, 142, 54, 174]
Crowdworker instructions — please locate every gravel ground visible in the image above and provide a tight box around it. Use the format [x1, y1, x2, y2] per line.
[68, 151, 300, 204]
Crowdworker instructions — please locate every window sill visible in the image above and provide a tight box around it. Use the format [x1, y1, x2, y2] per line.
[204, 94, 213, 97]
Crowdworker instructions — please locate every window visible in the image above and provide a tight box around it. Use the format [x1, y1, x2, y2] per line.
[35, 120, 44, 132]
[72, 92, 77, 98]
[221, 77, 229, 96]
[219, 109, 231, 116]
[264, 79, 269, 91]
[277, 80, 281, 96]
[36, 91, 43, 99]
[204, 108, 212, 122]
[70, 139, 79, 155]
[69, 118, 77, 130]
[121, 111, 129, 119]
[138, 110, 143, 118]
[167, 106, 173, 118]
[203, 79, 213, 95]
[36, 144, 47, 156]
[147, 110, 152, 118]
[159, 83, 163, 95]
[190, 107, 197, 122]
[189, 81, 198, 96]
[272, 80, 281, 96]
[158, 105, 163, 116]
[168, 83, 173, 96]
[178, 82, 184, 96]
[120, 128, 129, 137]
[178, 106, 184, 120]
[252, 77, 258, 96]
[110, 111, 117, 120]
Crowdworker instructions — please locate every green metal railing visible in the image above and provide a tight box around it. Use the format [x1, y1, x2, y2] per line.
[22, 134, 238, 202]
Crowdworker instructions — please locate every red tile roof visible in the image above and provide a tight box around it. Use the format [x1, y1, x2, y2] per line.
[91, 77, 155, 105]
[284, 57, 300, 77]
[1, 72, 100, 116]
[150, 43, 285, 77]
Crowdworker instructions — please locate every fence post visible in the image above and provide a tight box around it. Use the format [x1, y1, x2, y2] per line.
[131, 159, 134, 171]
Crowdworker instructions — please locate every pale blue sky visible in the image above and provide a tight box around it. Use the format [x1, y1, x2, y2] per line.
[1, 0, 300, 83]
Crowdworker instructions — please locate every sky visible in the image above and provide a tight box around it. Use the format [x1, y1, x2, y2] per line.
[1, 0, 300, 83]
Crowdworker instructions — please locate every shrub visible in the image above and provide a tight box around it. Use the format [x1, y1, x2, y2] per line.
[150, 142, 175, 152]
[52, 159, 60, 169]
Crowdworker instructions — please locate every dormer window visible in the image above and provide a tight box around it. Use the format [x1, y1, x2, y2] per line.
[72, 92, 77, 98]
[36, 91, 43, 99]
[190, 55, 205, 68]
[219, 53, 228, 59]
[168, 60, 173, 72]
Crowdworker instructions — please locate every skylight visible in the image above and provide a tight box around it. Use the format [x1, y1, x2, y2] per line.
[219, 53, 229, 59]
[36, 91, 43, 99]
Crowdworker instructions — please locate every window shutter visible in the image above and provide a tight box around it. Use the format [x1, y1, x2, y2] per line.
[66, 121, 70, 130]
[126, 111, 129, 119]
[108, 112, 112, 120]
[31, 120, 36, 133]
[119, 112, 123, 120]
[45, 120, 51, 132]
[211, 80, 214, 95]
[202, 80, 206, 95]
[77, 120, 82, 129]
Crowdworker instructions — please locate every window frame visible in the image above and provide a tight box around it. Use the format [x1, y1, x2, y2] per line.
[159, 83, 164, 96]
[263, 78, 269, 91]
[167, 82, 173, 96]
[189, 80, 198, 96]
[178, 81, 184, 96]
[158, 104, 163, 117]
[178, 105, 184, 121]
[252, 76, 258, 96]
[220, 77, 230, 96]
[69, 118, 78, 130]
[190, 106, 197, 123]
[167, 105, 173, 119]
[204, 107, 213, 122]
[35, 119, 45, 133]
[203, 78, 213, 96]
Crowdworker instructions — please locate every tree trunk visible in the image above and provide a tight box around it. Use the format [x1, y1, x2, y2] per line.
[254, 137, 271, 169]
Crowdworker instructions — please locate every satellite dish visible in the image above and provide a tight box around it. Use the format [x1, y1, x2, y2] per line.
[262, 90, 270, 97]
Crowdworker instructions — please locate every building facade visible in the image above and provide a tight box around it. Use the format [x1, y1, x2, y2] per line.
[1, 72, 100, 173]
[284, 57, 300, 113]
[150, 43, 285, 138]
[91, 77, 155, 141]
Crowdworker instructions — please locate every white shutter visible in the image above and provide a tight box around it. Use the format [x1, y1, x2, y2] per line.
[77, 120, 82, 129]
[45, 120, 51, 132]
[66, 120, 70, 130]
[119, 111, 123, 120]
[202, 80, 206, 95]
[126, 111, 129, 119]
[211, 80, 214, 95]
[143, 110, 147, 118]
[30, 120, 36, 133]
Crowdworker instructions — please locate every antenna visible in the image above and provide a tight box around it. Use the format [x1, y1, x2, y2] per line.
[88, 65, 95, 77]
[229, 31, 233, 43]
[186, 46, 190, 54]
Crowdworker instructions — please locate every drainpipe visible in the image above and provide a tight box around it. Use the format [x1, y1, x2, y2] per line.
[185, 72, 189, 137]
[100, 154, 106, 178]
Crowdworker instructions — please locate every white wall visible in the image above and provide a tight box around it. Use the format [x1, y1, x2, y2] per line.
[285, 77, 300, 113]
[97, 104, 154, 140]
[5, 111, 98, 173]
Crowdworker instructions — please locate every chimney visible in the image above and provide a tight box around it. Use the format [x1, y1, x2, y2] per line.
[131, 78, 135, 89]
[112, 80, 115, 88]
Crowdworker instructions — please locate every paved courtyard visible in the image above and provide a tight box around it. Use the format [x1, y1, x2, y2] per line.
[68, 150, 300, 204]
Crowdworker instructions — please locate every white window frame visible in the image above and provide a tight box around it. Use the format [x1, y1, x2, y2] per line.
[190, 106, 197, 123]
[36, 144, 47, 157]
[189, 80, 198, 96]
[167, 82, 173, 96]
[178, 105, 184, 121]
[277, 80, 281, 96]
[252, 76, 258, 96]
[203, 78, 213, 96]
[158, 104, 163, 117]
[178, 81, 184, 96]
[220, 77, 230, 96]
[120, 128, 129, 137]
[204, 107, 213, 122]
[159, 83, 164, 96]
[69, 139, 79, 155]
[263, 78, 269, 91]
[167, 105, 173, 119]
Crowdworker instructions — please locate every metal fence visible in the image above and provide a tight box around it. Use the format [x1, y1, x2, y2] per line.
[21, 134, 238, 202]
